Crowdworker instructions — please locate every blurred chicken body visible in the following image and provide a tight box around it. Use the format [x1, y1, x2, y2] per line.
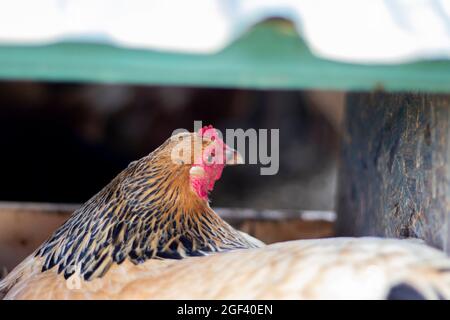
[4, 237, 450, 300]
[1, 126, 450, 300]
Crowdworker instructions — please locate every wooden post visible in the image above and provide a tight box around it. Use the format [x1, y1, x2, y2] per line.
[337, 92, 450, 253]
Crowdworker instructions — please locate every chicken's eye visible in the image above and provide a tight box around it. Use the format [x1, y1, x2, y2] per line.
[206, 154, 214, 163]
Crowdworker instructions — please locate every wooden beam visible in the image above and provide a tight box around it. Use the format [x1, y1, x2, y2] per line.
[0, 202, 335, 271]
[337, 91, 450, 253]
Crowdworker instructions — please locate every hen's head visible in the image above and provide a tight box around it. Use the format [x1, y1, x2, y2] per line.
[189, 125, 243, 200]
[146, 125, 243, 201]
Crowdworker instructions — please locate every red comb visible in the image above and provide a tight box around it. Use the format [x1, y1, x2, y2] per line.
[198, 125, 222, 143]
[198, 125, 214, 136]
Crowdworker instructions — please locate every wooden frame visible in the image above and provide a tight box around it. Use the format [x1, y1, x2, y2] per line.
[0, 202, 335, 271]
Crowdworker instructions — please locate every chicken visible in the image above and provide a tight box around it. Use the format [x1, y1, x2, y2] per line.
[0, 125, 261, 298]
[1, 126, 450, 300]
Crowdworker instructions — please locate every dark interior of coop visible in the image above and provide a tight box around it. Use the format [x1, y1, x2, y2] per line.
[0, 81, 342, 271]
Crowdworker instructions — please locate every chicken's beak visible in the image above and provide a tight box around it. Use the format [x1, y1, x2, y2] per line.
[225, 147, 244, 165]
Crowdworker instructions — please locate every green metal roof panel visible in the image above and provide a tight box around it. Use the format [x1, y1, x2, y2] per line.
[0, 22, 449, 92]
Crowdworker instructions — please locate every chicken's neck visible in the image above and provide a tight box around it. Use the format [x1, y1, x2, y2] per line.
[35, 161, 259, 281]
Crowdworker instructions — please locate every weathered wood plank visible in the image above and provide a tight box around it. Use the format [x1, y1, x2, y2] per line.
[337, 91, 450, 253]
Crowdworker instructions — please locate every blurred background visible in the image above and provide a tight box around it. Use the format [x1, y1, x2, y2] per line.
[0, 81, 343, 211]
[0, 82, 344, 270]
[3, 0, 447, 272]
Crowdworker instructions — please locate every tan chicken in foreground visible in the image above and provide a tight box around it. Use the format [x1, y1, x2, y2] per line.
[1, 126, 450, 300]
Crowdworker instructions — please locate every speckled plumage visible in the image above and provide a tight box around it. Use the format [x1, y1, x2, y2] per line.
[0, 130, 261, 297]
